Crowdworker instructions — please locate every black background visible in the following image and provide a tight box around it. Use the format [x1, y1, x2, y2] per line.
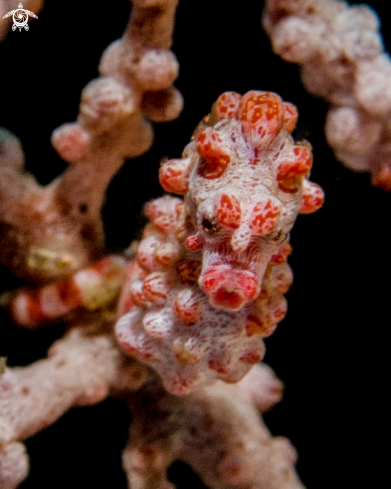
[0, 1, 389, 487]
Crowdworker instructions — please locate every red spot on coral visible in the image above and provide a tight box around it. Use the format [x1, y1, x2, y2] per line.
[250, 199, 280, 235]
[175, 202, 185, 218]
[258, 288, 269, 300]
[249, 158, 260, 165]
[215, 193, 241, 229]
[129, 280, 149, 308]
[172, 338, 202, 365]
[277, 145, 313, 192]
[141, 351, 157, 362]
[270, 243, 292, 264]
[214, 92, 242, 120]
[26, 291, 47, 325]
[159, 158, 191, 195]
[117, 261, 147, 316]
[283, 102, 298, 133]
[274, 273, 293, 294]
[176, 259, 202, 284]
[245, 314, 268, 337]
[144, 196, 180, 234]
[173, 289, 203, 325]
[185, 234, 203, 251]
[299, 180, 324, 214]
[57, 279, 82, 308]
[272, 307, 287, 321]
[371, 163, 391, 191]
[119, 339, 138, 355]
[208, 357, 229, 374]
[142, 272, 171, 306]
[237, 91, 284, 147]
[196, 128, 231, 179]
[239, 349, 262, 364]
[52, 123, 90, 162]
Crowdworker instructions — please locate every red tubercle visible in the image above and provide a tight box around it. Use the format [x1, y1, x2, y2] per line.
[173, 288, 204, 325]
[239, 349, 263, 364]
[136, 233, 165, 272]
[185, 233, 204, 251]
[155, 241, 182, 267]
[175, 202, 185, 219]
[140, 351, 158, 362]
[116, 260, 146, 317]
[299, 180, 324, 214]
[244, 313, 277, 338]
[270, 243, 292, 264]
[371, 163, 391, 191]
[150, 216, 173, 236]
[200, 269, 221, 293]
[169, 376, 193, 395]
[51, 122, 90, 162]
[176, 258, 202, 284]
[159, 158, 191, 195]
[172, 338, 202, 366]
[18, 290, 47, 327]
[214, 91, 242, 120]
[258, 288, 269, 300]
[245, 314, 267, 337]
[196, 127, 231, 179]
[250, 198, 280, 236]
[144, 196, 179, 234]
[129, 279, 149, 308]
[265, 292, 288, 323]
[273, 271, 293, 294]
[57, 278, 83, 308]
[237, 91, 284, 147]
[249, 157, 261, 165]
[277, 145, 313, 192]
[271, 306, 287, 321]
[283, 102, 298, 133]
[208, 357, 229, 374]
[118, 339, 139, 356]
[142, 271, 172, 306]
[215, 193, 242, 229]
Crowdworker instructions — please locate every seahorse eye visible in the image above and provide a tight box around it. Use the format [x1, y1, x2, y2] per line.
[201, 217, 216, 233]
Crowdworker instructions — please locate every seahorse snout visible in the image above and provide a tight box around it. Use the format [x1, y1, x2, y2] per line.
[199, 267, 258, 311]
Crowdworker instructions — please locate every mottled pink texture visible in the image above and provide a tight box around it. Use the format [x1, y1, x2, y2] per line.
[0, 0, 182, 283]
[0, 311, 303, 489]
[115, 91, 324, 394]
[0, 2, 331, 487]
[123, 371, 303, 489]
[9, 255, 127, 328]
[264, 0, 391, 189]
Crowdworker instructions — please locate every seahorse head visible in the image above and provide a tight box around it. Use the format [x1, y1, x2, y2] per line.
[160, 91, 323, 311]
